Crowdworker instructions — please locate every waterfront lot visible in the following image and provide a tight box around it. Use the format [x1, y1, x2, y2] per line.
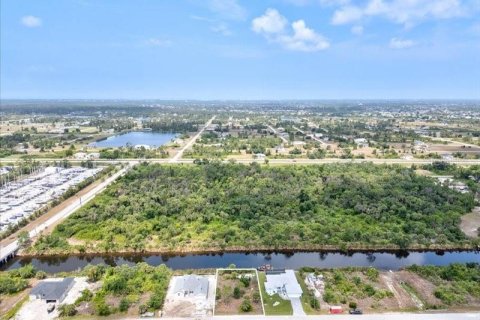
[258, 271, 293, 315]
[16, 277, 96, 320]
[215, 269, 263, 315]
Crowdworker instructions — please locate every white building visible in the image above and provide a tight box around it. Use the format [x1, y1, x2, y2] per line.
[264, 269, 303, 299]
[354, 138, 368, 147]
[171, 275, 209, 299]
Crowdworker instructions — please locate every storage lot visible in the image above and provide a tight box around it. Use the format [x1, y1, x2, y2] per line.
[0, 167, 101, 233]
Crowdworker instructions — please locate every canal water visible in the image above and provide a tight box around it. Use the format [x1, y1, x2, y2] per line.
[89, 132, 178, 148]
[3, 251, 479, 273]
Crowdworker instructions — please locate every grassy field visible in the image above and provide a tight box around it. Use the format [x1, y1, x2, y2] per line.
[258, 272, 293, 315]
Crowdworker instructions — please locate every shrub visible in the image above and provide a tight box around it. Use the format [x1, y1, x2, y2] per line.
[349, 301, 357, 309]
[310, 297, 320, 310]
[58, 304, 77, 317]
[240, 298, 253, 312]
[138, 304, 148, 314]
[119, 298, 130, 312]
[0, 276, 28, 294]
[252, 291, 261, 303]
[233, 286, 242, 299]
[239, 275, 251, 287]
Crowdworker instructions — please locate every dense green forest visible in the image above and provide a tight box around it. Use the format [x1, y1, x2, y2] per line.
[32, 163, 476, 254]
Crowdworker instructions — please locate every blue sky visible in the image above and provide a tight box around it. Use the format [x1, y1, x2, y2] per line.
[1, 0, 479, 99]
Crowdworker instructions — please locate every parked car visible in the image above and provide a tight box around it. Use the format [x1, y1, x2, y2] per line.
[349, 308, 363, 314]
[47, 303, 55, 313]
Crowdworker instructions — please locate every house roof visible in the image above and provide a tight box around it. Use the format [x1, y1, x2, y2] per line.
[265, 269, 303, 296]
[172, 275, 209, 296]
[30, 277, 74, 301]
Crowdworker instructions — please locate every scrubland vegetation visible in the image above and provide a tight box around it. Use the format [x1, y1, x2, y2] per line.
[30, 162, 476, 254]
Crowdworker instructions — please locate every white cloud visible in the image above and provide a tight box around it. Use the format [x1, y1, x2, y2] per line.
[145, 38, 172, 47]
[20, 15, 42, 28]
[211, 23, 233, 36]
[332, 6, 363, 25]
[331, 0, 472, 27]
[252, 8, 288, 34]
[351, 25, 364, 35]
[389, 37, 416, 49]
[252, 9, 329, 52]
[208, 0, 247, 21]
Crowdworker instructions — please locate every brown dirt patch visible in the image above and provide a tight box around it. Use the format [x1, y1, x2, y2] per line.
[380, 271, 419, 310]
[163, 300, 196, 317]
[396, 271, 442, 307]
[460, 207, 480, 238]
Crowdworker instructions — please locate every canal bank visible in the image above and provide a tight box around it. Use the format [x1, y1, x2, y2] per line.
[2, 250, 479, 273]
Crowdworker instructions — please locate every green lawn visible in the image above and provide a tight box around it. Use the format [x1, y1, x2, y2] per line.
[295, 271, 322, 315]
[258, 272, 293, 315]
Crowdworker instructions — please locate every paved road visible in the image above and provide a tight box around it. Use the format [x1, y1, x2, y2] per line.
[155, 313, 480, 320]
[267, 124, 289, 144]
[0, 163, 133, 262]
[2, 158, 480, 166]
[170, 116, 216, 163]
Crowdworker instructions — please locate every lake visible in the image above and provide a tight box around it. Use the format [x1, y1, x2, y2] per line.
[3, 250, 479, 273]
[90, 132, 178, 148]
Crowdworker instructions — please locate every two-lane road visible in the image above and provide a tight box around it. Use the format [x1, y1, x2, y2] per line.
[170, 116, 216, 163]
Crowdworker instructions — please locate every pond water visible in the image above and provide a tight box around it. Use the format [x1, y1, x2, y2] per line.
[3, 250, 479, 273]
[90, 132, 178, 148]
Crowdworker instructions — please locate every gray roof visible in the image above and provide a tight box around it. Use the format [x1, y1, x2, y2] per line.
[30, 277, 74, 301]
[173, 275, 208, 297]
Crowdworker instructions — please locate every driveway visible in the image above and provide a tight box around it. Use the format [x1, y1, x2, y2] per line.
[290, 297, 306, 316]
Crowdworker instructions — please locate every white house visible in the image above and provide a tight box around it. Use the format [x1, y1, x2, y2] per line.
[264, 269, 303, 299]
[171, 275, 209, 299]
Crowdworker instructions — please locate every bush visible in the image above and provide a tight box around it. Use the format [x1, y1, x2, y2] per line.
[363, 284, 376, 297]
[139, 304, 148, 314]
[0, 276, 28, 294]
[349, 301, 357, 309]
[36, 271, 47, 280]
[58, 304, 77, 317]
[252, 291, 261, 303]
[240, 298, 252, 312]
[310, 297, 320, 310]
[119, 298, 130, 312]
[233, 286, 242, 299]
[75, 289, 93, 305]
[323, 290, 336, 303]
[239, 275, 251, 287]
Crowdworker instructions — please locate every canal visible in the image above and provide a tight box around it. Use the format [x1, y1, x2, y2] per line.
[2, 250, 479, 273]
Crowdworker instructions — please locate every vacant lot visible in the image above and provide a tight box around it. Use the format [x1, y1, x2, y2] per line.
[317, 267, 414, 313]
[215, 269, 263, 315]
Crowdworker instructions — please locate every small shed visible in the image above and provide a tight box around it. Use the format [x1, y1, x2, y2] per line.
[329, 305, 343, 314]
